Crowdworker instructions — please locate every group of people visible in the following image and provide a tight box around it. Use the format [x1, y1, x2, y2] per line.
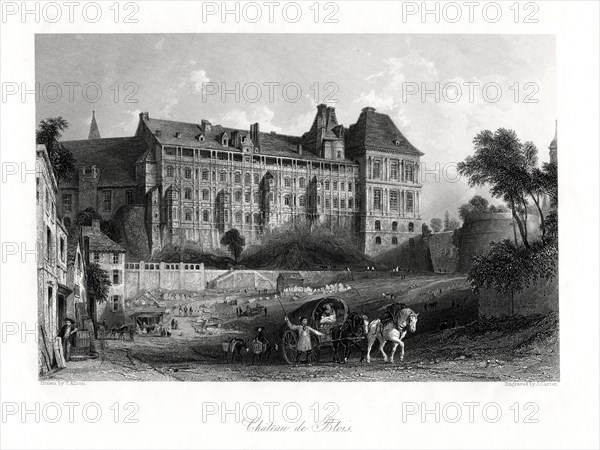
[177, 305, 194, 316]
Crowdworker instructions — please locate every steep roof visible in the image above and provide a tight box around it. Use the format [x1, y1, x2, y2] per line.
[82, 225, 126, 253]
[88, 111, 101, 140]
[141, 116, 331, 162]
[346, 107, 423, 155]
[60, 137, 148, 188]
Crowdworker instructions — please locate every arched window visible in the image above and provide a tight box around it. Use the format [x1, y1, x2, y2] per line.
[219, 171, 226, 182]
[408, 222, 414, 232]
[166, 166, 174, 177]
[202, 190, 209, 201]
[254, 173, 259, 184]
[184, 167, 192, 179]
[333, 197, 339, 208]
[202, 210, 209, 222]
[392, 221, 398, 231]
[375, 236, 382, 245]
[348, 198, 353, 209]
[185, 210, 192, 221]
[202, 169, 209, 181]
[244, 172, 251, 184]
[234, 172, 241, 184]
[284, 194, 291, 206]
[253, 192, 259, 204]
[234, 191, 242, 203]
[392, 237, 398, 245]
[184, 188, 192, 200]
[284, 177, 291, 188]
[299, 195, 306, 207]
[253, 213, 261, 224]
[245, 213, 251, 224]
[374, 220, 381, 231]
[234, 210, 242, 223]
[298, 177, 306, 188]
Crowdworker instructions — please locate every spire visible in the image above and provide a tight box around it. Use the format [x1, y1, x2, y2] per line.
[88, 111, 101, 140]
[549, 119, 557, 164]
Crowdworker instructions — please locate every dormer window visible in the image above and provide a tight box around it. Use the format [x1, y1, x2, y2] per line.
[175, 132, 182, 138]
[394, 139, 400, 147]
[198, 134, 205, 142]
[221, 133, 229, 147]
[155, 129, 162, 137]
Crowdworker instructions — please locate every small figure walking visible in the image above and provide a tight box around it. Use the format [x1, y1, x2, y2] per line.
[284, 316, 323, 366]
[58, 318, 78, 362]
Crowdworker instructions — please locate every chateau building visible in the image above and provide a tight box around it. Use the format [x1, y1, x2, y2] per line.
[58, 105, 424, 257]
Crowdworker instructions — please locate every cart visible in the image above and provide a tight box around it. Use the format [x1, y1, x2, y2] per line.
[280, 296, 348, 365]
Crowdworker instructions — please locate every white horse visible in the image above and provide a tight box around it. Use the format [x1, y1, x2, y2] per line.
[366, 308, 418, 363]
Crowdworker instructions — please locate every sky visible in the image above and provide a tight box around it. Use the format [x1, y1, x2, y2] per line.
[35, 34, 556, 223]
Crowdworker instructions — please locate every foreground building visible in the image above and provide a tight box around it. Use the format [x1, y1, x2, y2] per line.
[36, 144, 71, 370]
[58, 105, 424, 257]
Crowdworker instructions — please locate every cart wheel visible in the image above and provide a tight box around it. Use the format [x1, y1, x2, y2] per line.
[309, 334, 321, 364]
[281, 330, 298, 365]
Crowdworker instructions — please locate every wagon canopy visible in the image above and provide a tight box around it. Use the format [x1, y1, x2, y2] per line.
[287, 296, 348, 325]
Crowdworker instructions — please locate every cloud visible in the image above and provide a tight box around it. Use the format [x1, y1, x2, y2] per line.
[189, 69, 210, 93]
[365, 71, 385, 81]
[219, 106, 283, 133]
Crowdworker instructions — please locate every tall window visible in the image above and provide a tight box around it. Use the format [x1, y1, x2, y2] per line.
[112, 253, 120, 264]
[406, 192, 414, 213]
[299, 177, 306, 188]
[244, 173, 251, 185]
[390, 160, 399, 180]
[112, 270, 121, 285]
[325, 180, 330, 190]
[405, 163, 414, 182]
[93, 252, 100, 263]
[390, 191, 399, 210]
[62, 194, 72, 212]
[348, 182, 352, 192]
[202, 210, 209, 222]
[102, 190, 112, 212]
[348, 198, 353, 209]
[111, 296, 119, 312]
[166, 166, 174, 177]
[185, 210, 192, 221]
[340, 181, 345, 191]
[219, 171, 226, 182]
[234, 211, 242, 223]
[375, 237, 382, 245]
[299, 195, 306, 207]
[184, 188, 192, 200]
[373, 159, 381, 179]
[375, 220, 381, 231]
[333, 180, 338, 191]
[234, 191, 242, 203]
[202, 190, 209, 201]
[340, 199, 346, 209]
[202, 169, 209, 181]
[245, 213, 251, 224]
[126, 190, 134, 204]
[234, 172, 241, 184]
[325, 198, 331, 208]
[392, 237, 398, 245]
[408, 222, 415, 232]
[184, 167, 192, 179]
[244, 191, 251, 203]
[254, 173, 259, 184]
[253, 192, 259, 204]
[373, 189, 382, 209]
[284, 177, 291, 188]
[392, 221, 398, 231]
[333, 197, 339, 208]
[284, 195, 291, 206]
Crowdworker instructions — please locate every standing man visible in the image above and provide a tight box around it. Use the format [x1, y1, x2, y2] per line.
[284, 316, 323, 366]
[58, 318, 78, 362]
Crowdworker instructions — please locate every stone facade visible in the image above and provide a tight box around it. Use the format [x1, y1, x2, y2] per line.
[36, 144, 70, 367]
[58, 105, 423, 257]
[82, 221, 126, 328]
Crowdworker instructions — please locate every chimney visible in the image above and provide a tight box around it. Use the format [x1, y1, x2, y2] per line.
[250, 122, 260, 148]
[175, 131, 181, 138]
[139, 112, 149, 120]
[297, 144, 303, 156]
[92, 219, 101, 229]
[201, 120, 212, 134]
[155, 129, 162, 137]
[83, 236, 90, 266]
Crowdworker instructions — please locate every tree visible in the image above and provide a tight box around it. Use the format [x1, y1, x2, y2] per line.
[220, 229, 246, 261]
[86, 263, 111, 335]
[421, 223, 432, 237]
[458, 195, 489, 223]
[447, 218, 461, 231]
[36, 117, 76, 183]
[430, 218, 443, 233]
[444, 210, 450, 231]
[468, 239, 557, 315]
[457, 128, 545, 248]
